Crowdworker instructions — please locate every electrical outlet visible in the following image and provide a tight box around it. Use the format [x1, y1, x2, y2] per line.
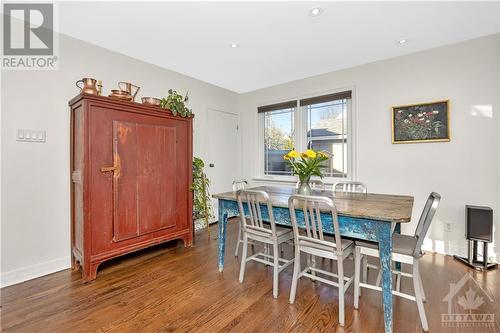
[16, 129, 46, 143]
[445, 221, 453, 232]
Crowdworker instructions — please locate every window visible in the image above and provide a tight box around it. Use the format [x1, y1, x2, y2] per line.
[259, 101, 296, 176]
[258, 91, 352, 179]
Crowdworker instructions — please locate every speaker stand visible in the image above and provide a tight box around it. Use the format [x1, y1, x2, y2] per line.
[454, 240, 498, 271]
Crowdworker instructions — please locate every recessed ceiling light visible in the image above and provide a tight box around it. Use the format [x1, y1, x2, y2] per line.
[230, 43, 239, 48]
[309, 7, 322, 17]
[398, 39, 407, 45]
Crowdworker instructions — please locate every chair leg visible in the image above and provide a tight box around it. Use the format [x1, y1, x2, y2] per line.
[337, 256, 345, 326]
[354, 247, 361, 309]
[412, 260, 429, 332]
[264, 244, 271, 266]
[289, 247, 301, 304]
[272, 242, 279, 298]
[238, 235, 248, 283]
[418, 270, 426, 302]
[396, 272, 401, 292]
[361, 256, 368, 284]
[375, 269, 382, 287]
[307, 255, 316, 281]
[234, 221, 242, 257]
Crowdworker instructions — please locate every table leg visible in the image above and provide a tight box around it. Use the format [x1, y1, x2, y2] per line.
[378, 222, 393, 333]
[218, 200, 228, 272]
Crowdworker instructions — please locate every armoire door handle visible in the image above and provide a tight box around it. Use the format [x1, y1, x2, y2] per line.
[100, 153, 121, 175]
[100, 166, 117, 172]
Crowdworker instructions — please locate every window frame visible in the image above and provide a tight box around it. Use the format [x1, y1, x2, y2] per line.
[256, 88, 357, 184]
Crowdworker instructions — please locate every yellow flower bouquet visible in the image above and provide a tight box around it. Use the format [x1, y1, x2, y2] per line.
[283, 149, 330, 194]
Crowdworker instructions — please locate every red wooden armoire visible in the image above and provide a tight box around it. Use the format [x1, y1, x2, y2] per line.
[69, 94, 193, 281]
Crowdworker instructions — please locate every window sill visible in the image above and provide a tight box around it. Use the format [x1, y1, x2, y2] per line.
[253, 175, 350, 186]
[253, 176, 296, 184]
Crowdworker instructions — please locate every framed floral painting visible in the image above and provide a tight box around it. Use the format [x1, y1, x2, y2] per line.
[392, 100, 450, 144]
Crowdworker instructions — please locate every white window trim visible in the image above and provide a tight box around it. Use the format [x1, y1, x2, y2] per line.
[255, 87, 357, 185]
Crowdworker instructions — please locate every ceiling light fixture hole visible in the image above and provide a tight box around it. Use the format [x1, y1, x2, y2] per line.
[309, 7, 322, 17]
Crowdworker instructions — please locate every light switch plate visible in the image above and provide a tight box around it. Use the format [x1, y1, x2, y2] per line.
[16, 129, 46, 143]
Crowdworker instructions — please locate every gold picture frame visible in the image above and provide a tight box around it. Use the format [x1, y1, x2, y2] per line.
[391, 99, 450, 144]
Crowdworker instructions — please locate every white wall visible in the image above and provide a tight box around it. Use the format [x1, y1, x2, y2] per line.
[238, 34, 500, 260]
[1, 30, 499, 288]
[0, 33, 238, 287]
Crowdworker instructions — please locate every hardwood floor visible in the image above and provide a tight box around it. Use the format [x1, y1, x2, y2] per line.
[1, 219, 499, 333]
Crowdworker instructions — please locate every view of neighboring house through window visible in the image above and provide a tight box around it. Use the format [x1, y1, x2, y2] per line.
[259, 91, 351, 178]
[305, 98, 348, 178]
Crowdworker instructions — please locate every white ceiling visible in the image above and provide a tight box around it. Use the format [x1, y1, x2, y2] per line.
[59, 1, 499, 93]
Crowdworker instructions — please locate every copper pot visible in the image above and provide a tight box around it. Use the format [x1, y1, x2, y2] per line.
[76, 78, 98, 95]
[141, 97, 161, 106]
[109, 89, 133, 101]
[118, 82, 140, 102]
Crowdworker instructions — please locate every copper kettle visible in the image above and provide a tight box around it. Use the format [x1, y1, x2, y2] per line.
[118, 82, 140, 102]
[76, 78, 98, 95]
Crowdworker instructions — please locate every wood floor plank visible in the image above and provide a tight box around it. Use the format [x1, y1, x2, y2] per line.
[1, 219, 499, 333]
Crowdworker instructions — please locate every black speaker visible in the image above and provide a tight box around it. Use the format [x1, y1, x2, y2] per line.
[455, 205, 496, 271]
[466, 205, 493, 243]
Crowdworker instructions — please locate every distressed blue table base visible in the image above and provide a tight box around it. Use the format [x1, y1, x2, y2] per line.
[217, 199, 394, 333]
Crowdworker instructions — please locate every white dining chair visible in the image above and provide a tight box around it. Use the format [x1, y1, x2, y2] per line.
[233, 180, 249, 257]
[296, 178, 326, 190]
[237, 190, 294, 298]
[353, 192, 441, 332]
[332, 180, 374, 285]
[332, 181, 367, 193]
[288, 194, 354, 326]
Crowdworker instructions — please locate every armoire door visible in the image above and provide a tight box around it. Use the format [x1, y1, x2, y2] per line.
[112, 120, 178, 242]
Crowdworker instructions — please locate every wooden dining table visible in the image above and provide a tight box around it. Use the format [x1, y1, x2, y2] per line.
[213, 185, 414, 333]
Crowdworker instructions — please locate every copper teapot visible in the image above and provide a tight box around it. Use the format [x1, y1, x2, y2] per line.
[76, 78, 98, 95]
[118, 82, 140, 102]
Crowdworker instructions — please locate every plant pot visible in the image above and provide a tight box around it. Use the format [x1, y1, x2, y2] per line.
[194, 218, 209, 232]
[297, 176, 312, 195]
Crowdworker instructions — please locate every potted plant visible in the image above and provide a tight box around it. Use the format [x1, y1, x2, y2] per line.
[191, 157, 214, 236]
[283, 149, 330, 195]
[160, 89, 193, 117]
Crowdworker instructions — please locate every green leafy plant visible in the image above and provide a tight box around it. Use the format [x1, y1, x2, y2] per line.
[191, 157, 214, 233]
[160, 89, 192, 117]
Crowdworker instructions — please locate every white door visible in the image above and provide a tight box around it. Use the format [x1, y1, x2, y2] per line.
[206, 109, 239, 221]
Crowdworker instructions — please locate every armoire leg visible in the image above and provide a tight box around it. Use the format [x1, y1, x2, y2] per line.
[82, 262, 99, 282]
[183, 233, 193, 247]
[71, 254, 79, 271]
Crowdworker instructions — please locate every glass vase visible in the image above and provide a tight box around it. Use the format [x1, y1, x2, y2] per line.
[297, 176, 312, 195]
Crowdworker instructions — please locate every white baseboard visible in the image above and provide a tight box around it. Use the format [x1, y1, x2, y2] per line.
[0, 256, 70, 288]
[422, 242, 498, 263]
